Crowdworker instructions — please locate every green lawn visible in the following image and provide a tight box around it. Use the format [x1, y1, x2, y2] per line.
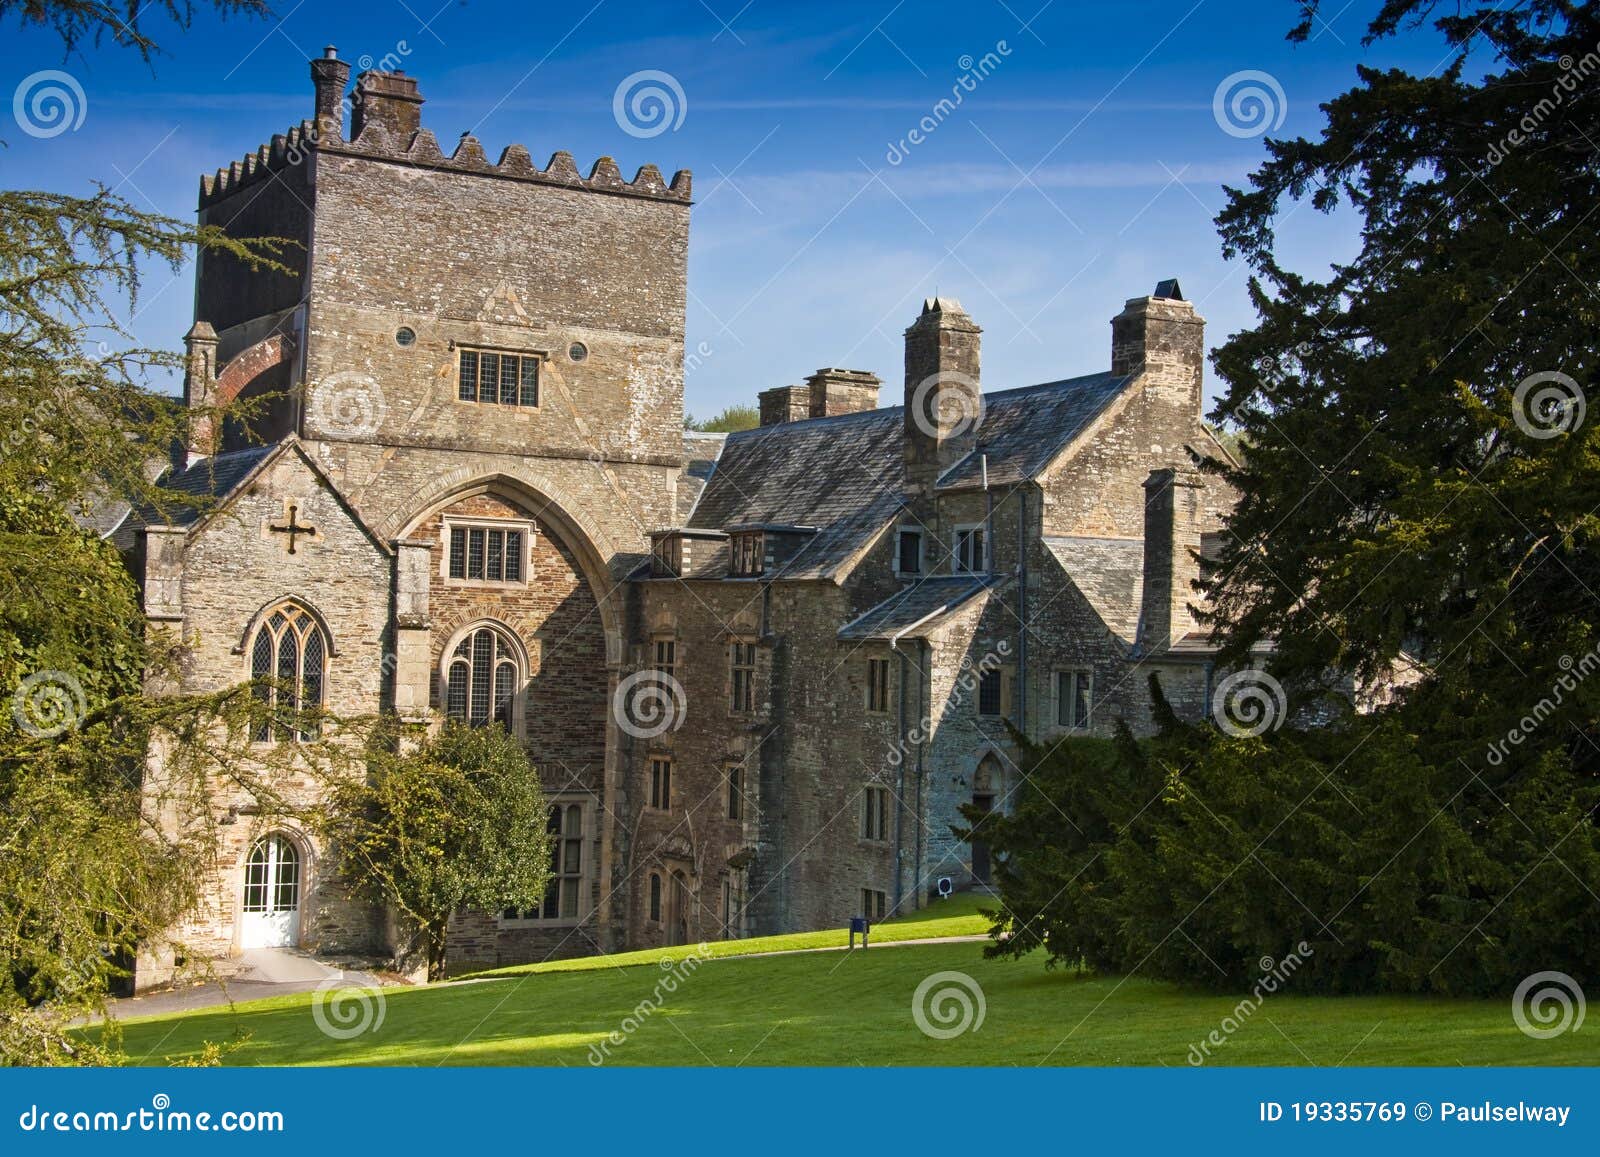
[112, 895, 1596, 1067]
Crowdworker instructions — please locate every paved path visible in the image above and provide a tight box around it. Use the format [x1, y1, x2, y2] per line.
[107, 948, 382, 1021]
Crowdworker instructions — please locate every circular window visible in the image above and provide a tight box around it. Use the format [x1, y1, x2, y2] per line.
[395, 327, 416, 347]
[568, 341, 588, 363]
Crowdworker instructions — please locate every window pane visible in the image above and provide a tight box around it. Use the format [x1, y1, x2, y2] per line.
[561, 877, 579, 916]
[1075, 672, 1092, 728]
[467, 529, 485, 580]
[493, 662, 515, 727]
[449, 528, 466, 578]
[519, 356, 539, 406]
[978, 670, 1001, 716]
[447, 661, 469, 721]
[478, 353, 499, 403]
[504, 532, 523, 582]
[459, 351, 478, 402]
[470, 630, 493, 726]
[1056, 673, 1071, 726]
[899, 531, 920, 573]
[251, 629, 274, 742]
[486, 530, 504, 582]
[276, 630, 298, 719]
[499, 354, 519, 405]
[564, 805, 582, 837]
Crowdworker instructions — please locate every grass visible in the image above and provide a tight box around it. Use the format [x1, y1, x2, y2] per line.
[110, 896, 1600, 1067]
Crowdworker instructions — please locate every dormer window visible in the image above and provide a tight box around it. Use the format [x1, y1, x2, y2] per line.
[954, 525, 986, 574]
[730, 531, 765, 577]
[458, 347, 540, 407]
[652, 536, 682, 578]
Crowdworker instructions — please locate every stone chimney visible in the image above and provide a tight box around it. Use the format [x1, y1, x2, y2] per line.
[350, 69, 424, 141]
[1137, 466, 1205, 653]
[759, 385, 811, 427]
[806, 368, 880, 417]
[182, 321, 219, 465]
[903, 297, 982, 493]
[310, 46, 351, 141]
[1110, 278, 1205, 416]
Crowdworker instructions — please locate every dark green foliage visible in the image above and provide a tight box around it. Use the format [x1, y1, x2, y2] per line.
[979, 675, 1600, 995]
[320, 722, 552, 980]
[686, 404, 760, 433]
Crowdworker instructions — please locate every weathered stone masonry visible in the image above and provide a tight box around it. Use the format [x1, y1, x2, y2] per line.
[129, 54, 1240, 988]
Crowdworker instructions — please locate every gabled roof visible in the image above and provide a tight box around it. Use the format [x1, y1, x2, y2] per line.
[685, 370, 1137, 581]
[124, 439, 391, 554]
[837, 575, 1001, 641]
[936, 372, 1130, 491]
[1043, 535, 1145, 646]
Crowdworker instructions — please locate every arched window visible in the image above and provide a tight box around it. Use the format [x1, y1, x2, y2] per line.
[249, 604, 326, 742]
[649, 872, 662, 922]
[444, 623, 522, 728]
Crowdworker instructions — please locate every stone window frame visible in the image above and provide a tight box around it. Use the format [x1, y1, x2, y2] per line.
[894, 525, 924, 577]
[728, 638, 758, 716]
[725, 762, 745, 821]
[498, 796, 594, 928]
[245, 600, 332, 745]
[952, 523, 987, 574]
[651, 536, 682, 578]
[647, 871, 664, 924]
[648, 755, 673, 812]
[652, 634, 678, 683]
[438, 619, 528, 732]
[865, 656, 891, 714]
[440, 516, 535, 589]
[1053, 666, 1094, 733]
[977, 668, 1004, 718]
[861, 784, 891, 844]
[861, 887, 888, 921]
[454, 345, 543, 408]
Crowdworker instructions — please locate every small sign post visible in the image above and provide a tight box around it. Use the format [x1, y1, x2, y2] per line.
[849, 915, 870, 949]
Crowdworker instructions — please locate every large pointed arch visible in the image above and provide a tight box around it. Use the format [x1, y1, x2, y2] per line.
[393, 472, 625, 666]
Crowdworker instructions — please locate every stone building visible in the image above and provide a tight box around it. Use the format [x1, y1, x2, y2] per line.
[124, 54, 1236, 986]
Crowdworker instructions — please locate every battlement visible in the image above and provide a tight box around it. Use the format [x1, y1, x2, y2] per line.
[198, 53, 692, 210]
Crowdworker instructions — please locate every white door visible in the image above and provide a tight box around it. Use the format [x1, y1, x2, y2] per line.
[241, 834, 300, 948]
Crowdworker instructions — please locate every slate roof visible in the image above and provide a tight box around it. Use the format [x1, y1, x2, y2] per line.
[1042, 535, 1145, 645]
[677, 432, 725, 524]
[685, 370, 1135, 580]
[935, 372, 1129, 490]
[837, 575, 1000, 641]
[131, 444, 279, 528]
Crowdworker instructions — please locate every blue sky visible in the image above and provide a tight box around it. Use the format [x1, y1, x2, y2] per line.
[3, 0, 1456, 418]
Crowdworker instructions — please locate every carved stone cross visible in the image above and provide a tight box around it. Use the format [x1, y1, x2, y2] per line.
[268, 503, 317, 554]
